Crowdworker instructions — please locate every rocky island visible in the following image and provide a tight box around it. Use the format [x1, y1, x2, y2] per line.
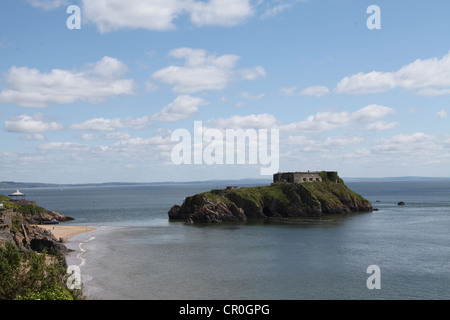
[168, 171, 372, 223]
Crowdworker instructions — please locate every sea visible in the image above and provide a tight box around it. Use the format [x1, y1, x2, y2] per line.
[2, 180, 450, 300]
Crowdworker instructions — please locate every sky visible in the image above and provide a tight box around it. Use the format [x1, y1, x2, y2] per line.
[0, 0, 449, 184]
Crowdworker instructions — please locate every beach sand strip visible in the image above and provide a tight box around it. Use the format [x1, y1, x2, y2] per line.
[39, 225, 96, 240]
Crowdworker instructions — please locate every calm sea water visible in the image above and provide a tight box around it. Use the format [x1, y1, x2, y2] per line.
[3, 180, 450, 300]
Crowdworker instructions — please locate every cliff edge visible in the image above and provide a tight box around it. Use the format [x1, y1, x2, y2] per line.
[168, 171, 372, 223]
[0, 196, 74, 253]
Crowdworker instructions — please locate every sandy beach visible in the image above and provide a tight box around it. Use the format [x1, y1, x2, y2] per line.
[39, 225, 96, 240]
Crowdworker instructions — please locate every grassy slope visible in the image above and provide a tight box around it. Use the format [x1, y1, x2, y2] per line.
[199, 171, 370, 213]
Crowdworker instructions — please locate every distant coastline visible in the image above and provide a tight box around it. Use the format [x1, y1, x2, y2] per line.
[1, 176, 450, 189]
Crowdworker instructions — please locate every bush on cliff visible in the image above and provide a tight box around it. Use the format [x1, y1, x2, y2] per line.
[0, 242, 83, 300]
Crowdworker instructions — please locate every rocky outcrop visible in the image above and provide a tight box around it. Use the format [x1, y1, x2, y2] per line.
[169, 195, 246, 223]
[19, 224, 71, 253]
[24, 210, 74, 225]
[168, 172, 372, 223]
[0, 200, 73, 253]
[0, 213, 71, 254]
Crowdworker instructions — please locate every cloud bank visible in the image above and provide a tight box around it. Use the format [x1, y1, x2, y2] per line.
[0, 57, 135, 108]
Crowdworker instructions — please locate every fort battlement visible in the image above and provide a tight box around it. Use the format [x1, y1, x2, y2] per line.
[273, 171, 339, 184]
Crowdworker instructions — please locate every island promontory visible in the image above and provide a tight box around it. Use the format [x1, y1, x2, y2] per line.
[168, 171, 372, 223]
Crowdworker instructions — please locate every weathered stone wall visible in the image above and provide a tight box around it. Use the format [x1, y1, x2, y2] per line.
[274, 172, 322, 183]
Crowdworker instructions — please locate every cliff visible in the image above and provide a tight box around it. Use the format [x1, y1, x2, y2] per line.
[168, 171, 372, 223]
[0, 196, 74, 253]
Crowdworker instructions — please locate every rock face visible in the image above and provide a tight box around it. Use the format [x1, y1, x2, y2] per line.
[24, 210, 74, 225]
[168, 172, 372, 223]
[0, 200, 74, 253]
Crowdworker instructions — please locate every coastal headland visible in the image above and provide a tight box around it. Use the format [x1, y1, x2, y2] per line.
[0, 193, 93, 300]
[0, 194, 91, 253]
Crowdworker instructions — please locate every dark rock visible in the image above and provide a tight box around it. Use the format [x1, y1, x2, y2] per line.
[1, 206, 72, 254]
[25, 211, 74, 225]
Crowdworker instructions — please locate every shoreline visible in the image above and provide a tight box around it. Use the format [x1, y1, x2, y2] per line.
[39, 225, 96, 240]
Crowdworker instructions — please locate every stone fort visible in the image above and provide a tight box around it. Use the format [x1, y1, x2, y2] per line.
[273, 171, 338, 184]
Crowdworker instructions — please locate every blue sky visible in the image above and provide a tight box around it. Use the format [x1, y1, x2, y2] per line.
[0, 0, 449, 183]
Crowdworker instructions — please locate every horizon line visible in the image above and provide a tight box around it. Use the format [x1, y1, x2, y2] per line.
[1, 175, 450, 188]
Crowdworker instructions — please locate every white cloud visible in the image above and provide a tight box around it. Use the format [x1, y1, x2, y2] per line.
[207, 113, 278, 129]
[0, 56, 135, 108]
[152, 48, 266, 94]
[81, 0, 254, 32]
[188, 0, 254, 27]
[70, 116, 151, 131]
[285, 135, 364, 152]
[335, 51, 450, 95]
[5, 114, 63, 133]
[82, 0, 182, 32]
[20, 134, 47, 141]
[279, 85, 330, 97]
[279, 86, 297, 96]
[38, 142, 91, 152]
[241, 92, 266, 100]
[372, 133, 448, 155]
[437, 109, 448, 119]
[261, 3, 293, 20]
[27, 0, 68, 10]
[111, 136, 171, 148]
[152, 95, 209, 122]
[145, 81, 160, 92]
[283, 104, 396, 132]
[299, 86, 330, 97]
[366, 121, 401, 131]
[416, 88, 450, 97]
[79, 132, 133, 141]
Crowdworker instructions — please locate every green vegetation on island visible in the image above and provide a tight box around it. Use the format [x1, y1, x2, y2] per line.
[169, 171, 372, 223]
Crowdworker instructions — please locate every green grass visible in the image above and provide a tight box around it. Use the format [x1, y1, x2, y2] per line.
[181, 172, 371, 217]
[2, 201, 49, 217]
[203, 191, 232, 204]
[226, 184, 290, 207]
[302, 179, 368, 207]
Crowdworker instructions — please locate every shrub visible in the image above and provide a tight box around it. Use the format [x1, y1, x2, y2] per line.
[0, 242, 84, 300]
